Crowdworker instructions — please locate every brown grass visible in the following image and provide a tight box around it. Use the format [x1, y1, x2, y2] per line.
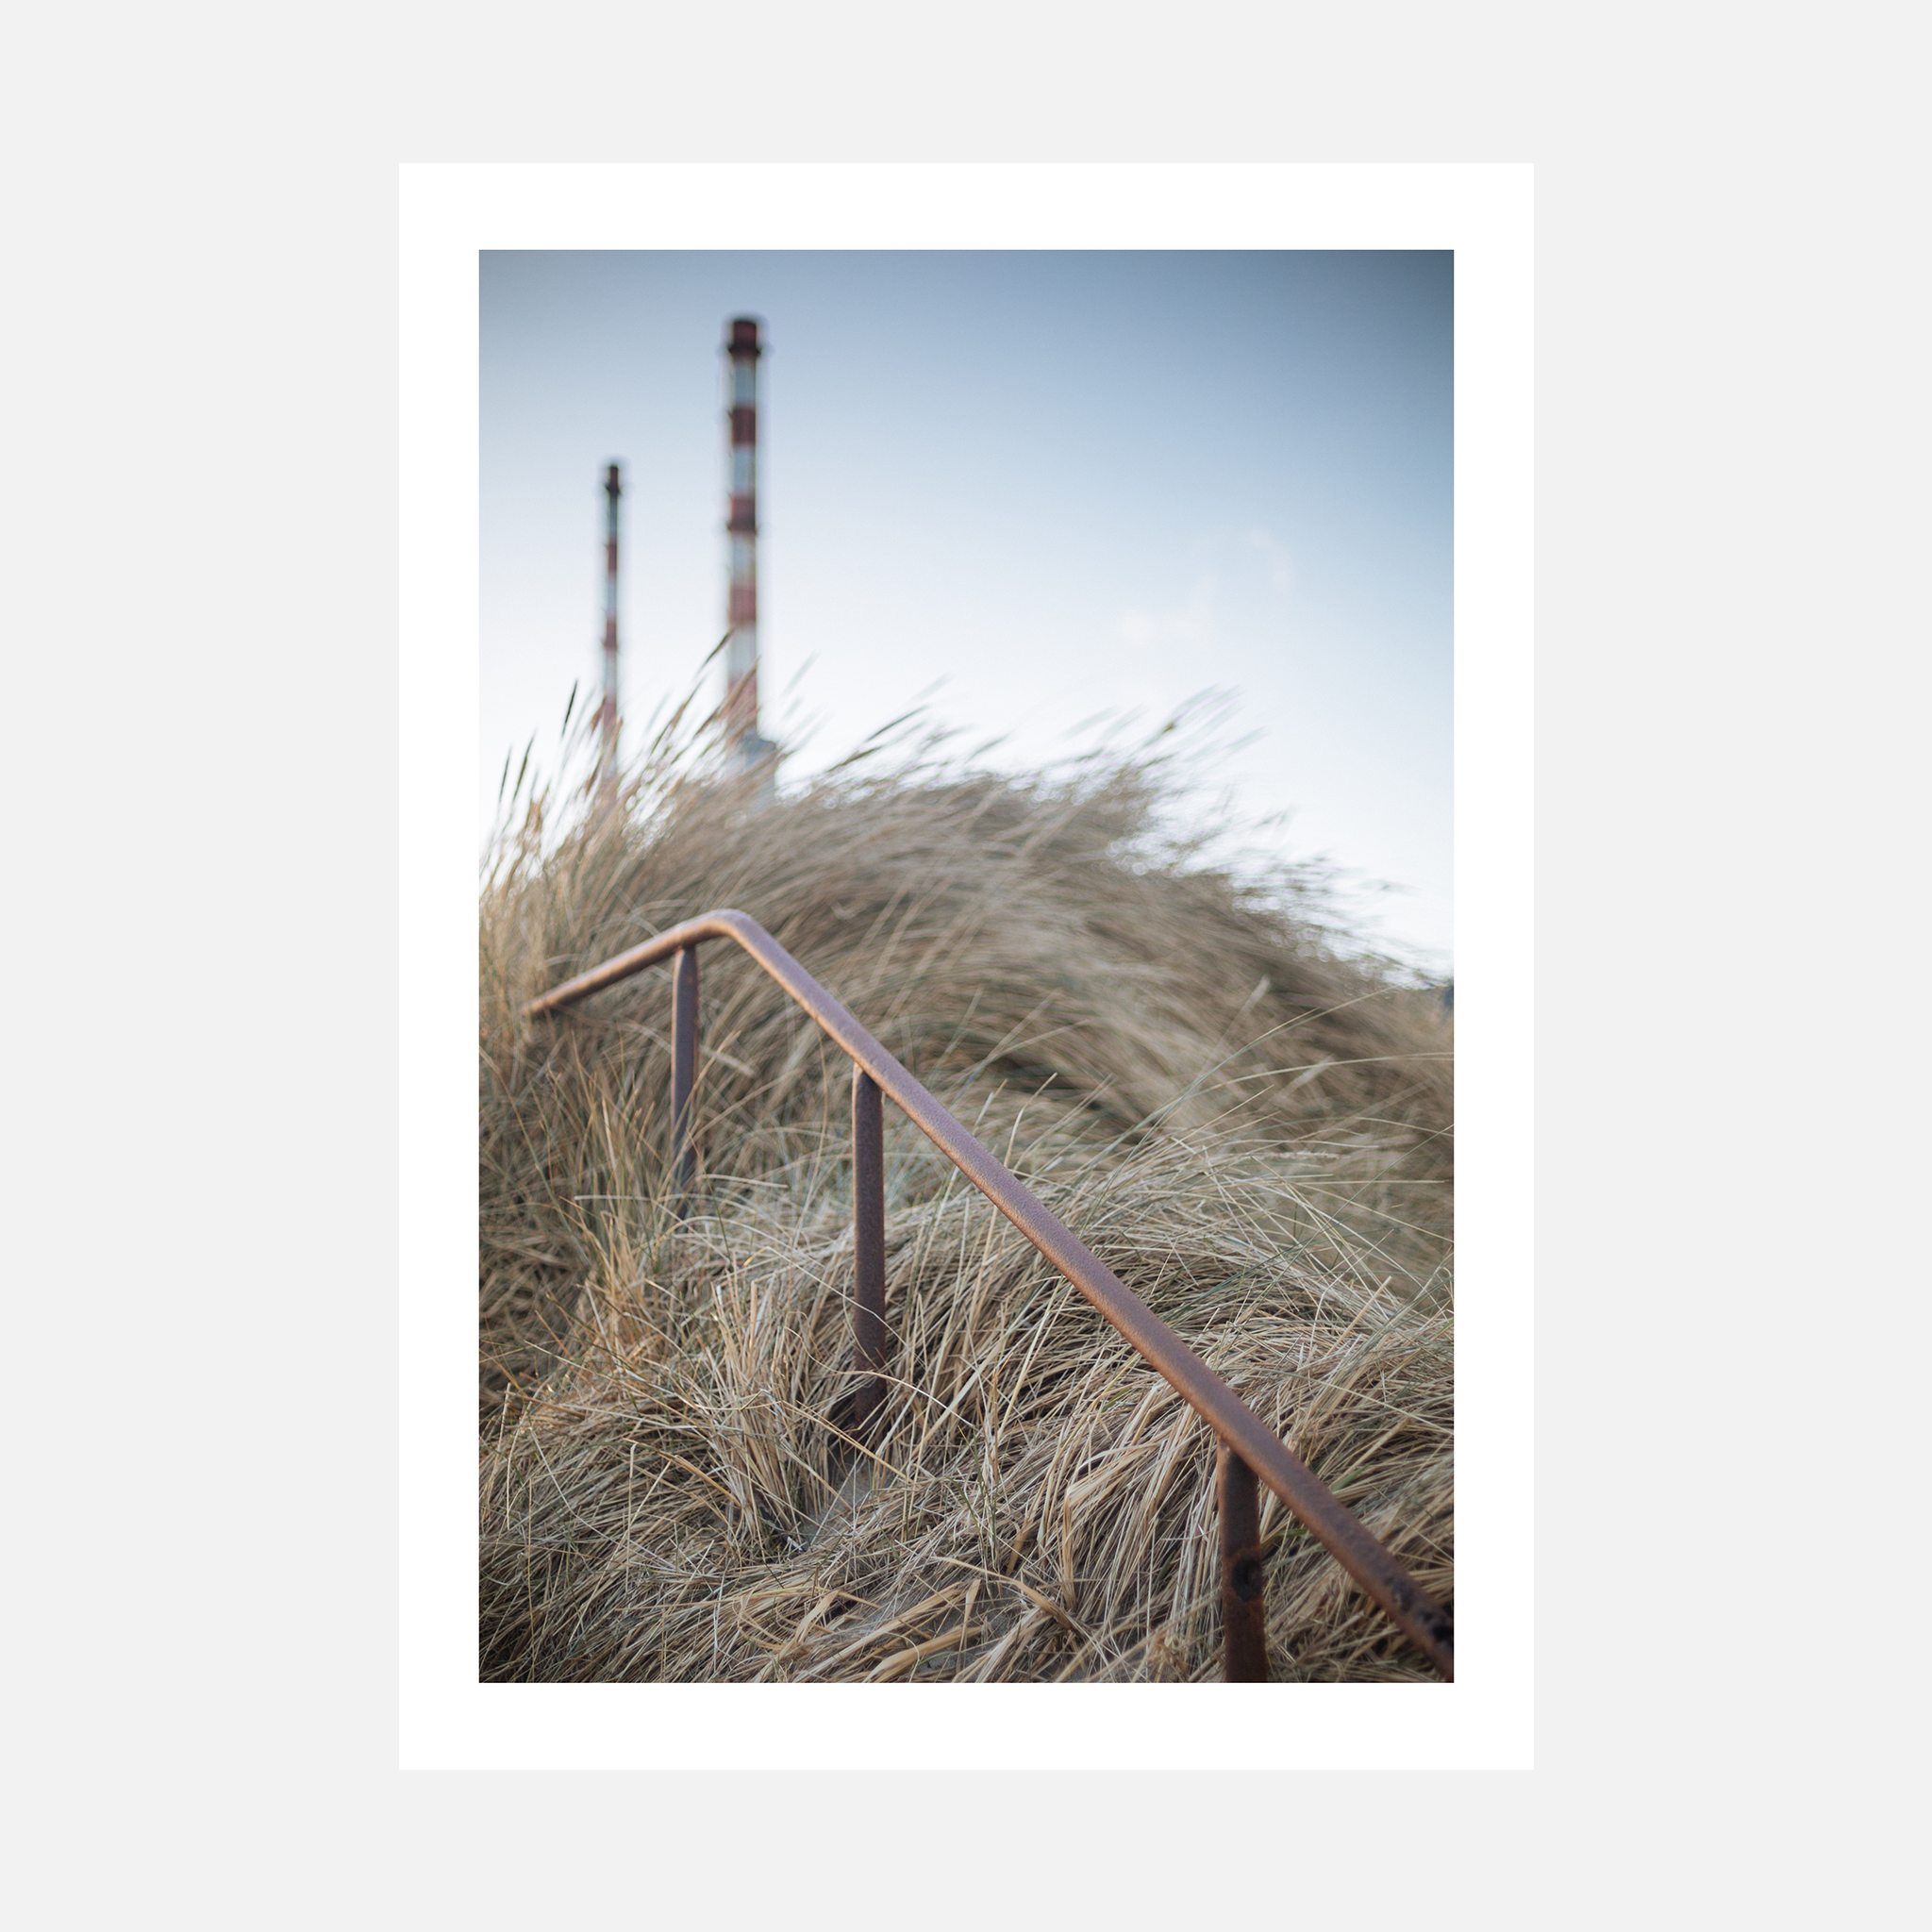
[479, 705, 1452, 1682]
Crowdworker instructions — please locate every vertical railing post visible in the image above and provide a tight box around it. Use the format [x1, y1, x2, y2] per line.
[1217, 1441, 1268, 1682]
[851, 1065, 887, 1430]
[671, 944, 699, 1207]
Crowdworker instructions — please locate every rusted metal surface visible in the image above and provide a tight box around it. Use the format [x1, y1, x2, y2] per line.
[524, 909, 1454, 1682]
[1217, 1443, 1268, 1682]
[671, 945, 698, 1198]
[851, 1066, 887, 1431]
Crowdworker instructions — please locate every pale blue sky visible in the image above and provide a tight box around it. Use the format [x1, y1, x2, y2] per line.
[481, 250, 1452, 969]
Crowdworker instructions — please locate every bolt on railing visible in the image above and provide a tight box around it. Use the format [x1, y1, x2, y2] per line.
[524, 909, 1454, 1683]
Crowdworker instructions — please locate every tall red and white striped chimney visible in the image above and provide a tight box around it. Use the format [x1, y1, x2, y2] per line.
[597, 460, 622, 804]
[723, 317, 774, 777]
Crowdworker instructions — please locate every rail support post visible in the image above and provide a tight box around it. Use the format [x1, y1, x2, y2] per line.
[1218, 1441, 1268, 1682]
[851, 1065, 887, 1430]
[671, 945, 699, 1208]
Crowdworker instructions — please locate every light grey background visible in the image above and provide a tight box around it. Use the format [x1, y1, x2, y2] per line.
[6, 6, 1917, 1925]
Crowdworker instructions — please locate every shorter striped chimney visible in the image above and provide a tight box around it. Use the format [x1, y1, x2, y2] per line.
[597, 460, 622, 805]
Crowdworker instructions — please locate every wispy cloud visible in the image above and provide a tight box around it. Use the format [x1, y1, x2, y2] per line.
[1117, 571, 1218, 648]
[1241, 527, 1294, 594]
[1116, 528, 1294, 650]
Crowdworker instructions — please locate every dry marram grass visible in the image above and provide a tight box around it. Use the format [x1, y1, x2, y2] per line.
[479, 715, 1452, 1682]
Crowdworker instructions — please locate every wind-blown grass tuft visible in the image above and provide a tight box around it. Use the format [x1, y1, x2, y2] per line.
[479, 706, 1452, 1682]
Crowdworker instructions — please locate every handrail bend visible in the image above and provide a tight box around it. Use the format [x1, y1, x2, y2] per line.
[523, 909, 1454, 1682]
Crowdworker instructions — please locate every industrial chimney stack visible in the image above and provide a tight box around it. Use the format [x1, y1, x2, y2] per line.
[723, 317, 774, 778]
[597, 459, 622, 807]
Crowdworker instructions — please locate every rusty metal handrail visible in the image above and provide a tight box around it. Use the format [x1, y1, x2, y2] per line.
[522, 909, 1454, 1682]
